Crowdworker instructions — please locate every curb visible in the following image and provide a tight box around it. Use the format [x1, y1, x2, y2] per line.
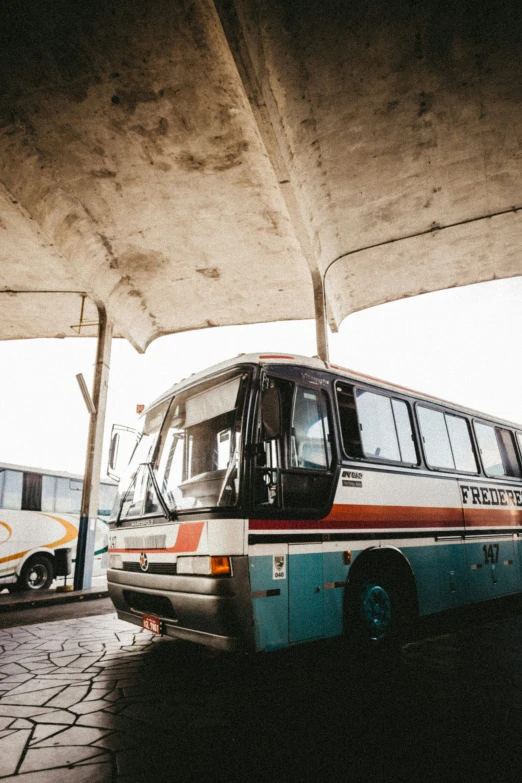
[0, 588, 110, 614]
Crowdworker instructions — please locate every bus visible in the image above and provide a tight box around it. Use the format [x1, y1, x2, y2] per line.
[107, 353, 522, 652]
[0, 462, 117, 592]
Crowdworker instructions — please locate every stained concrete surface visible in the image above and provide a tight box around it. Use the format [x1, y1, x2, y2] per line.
[1, 605, 522, 782]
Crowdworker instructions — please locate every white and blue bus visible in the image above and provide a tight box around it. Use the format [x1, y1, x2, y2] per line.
[107, 353, 522, 651]
[0, 462, 117, 591]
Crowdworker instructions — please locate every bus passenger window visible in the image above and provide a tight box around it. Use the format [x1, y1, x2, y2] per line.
[496, 429, 521, 478]
[42, 475, 57, 513]
[0, 469, 23, 510]
[356, 390, 400, 462]
[55, 477, 82, 514]
[417, 407, 454, 470]
[445, 415, 477, 473]
[475, 423, 521, 478]
[475, 423, 506, 477]
[336, 385, 362, 458]
[291, 388, 331, 470]
[22, 472, 42, 512]
[391, 400, 418, 464]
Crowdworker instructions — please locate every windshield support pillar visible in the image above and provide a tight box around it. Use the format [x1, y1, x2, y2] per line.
[74, 305, 113, 591]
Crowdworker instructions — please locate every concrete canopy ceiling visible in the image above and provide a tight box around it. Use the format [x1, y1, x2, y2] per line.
[1, 0, 521, 351]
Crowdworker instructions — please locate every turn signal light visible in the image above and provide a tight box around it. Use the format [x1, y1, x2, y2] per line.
[344, 551, 352, 565]
[210, 556, 231, 576]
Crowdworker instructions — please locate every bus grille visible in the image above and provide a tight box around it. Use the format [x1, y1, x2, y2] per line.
[123, 562, 177, 575]
[122, 590, 177, 619]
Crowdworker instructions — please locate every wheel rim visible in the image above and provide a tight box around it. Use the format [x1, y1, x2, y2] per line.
[359, 582, 392, 641]
[27, 563, 48, 589]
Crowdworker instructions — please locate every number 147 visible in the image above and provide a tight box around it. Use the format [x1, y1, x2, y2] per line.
[482, 543, 499, 564]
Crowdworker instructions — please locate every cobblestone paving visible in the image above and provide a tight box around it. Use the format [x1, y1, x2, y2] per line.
[2, 608, 522, 782]
[0, 615, 161, 781]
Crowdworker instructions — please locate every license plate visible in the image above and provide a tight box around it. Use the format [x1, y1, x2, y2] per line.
[142, 614, 162, 634]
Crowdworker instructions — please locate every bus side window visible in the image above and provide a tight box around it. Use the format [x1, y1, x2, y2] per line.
[476, 423, 521, 478]
[417, 406, 455, 470]
[355, 390, 401, 462]
[517, 432, 522, 464]
[54, 477, 82, 514]
[98, 482, 118, 517]
[336, 384, 362, 458]
[42, 475, 57, 513]
[445, 415, 477, 473]
[21, 472, 42, 512]
[291, 387, 331, 470]
[391, 399, 418, 464]
[496, 429, 521, 478]
[0, 469, 23, 510]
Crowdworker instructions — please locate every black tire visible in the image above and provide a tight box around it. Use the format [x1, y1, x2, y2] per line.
[345, 570, 412, 656]
[16, 554, 54, 592]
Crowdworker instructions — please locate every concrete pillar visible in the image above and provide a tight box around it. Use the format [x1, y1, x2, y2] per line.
[74, 306, 113, 591]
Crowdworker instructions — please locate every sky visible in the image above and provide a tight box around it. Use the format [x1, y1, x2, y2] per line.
[0, 276, 521, 477]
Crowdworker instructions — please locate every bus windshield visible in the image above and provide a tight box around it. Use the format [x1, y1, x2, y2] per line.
[154, 372, 245, 511]
[111, 400, 169, 521]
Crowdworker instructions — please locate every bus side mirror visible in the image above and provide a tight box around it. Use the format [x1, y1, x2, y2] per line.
[261, 386, 281, 440]
[107, 424, 138, 481]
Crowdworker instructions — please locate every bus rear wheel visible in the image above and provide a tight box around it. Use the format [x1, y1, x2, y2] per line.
[17, 555, 54, 592]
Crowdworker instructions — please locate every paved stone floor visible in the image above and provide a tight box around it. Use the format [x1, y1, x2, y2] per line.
[2, 606, 522, 782]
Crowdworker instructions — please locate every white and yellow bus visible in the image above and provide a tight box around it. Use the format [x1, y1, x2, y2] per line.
[107, 353, 522, 652]
[0, 462, 117, 591]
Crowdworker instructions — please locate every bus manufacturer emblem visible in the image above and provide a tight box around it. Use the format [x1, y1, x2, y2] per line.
[139, 552, 149, 572]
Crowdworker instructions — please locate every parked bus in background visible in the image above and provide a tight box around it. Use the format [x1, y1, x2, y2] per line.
[107, 353, 522, 652]
[0, 462, 117, 592]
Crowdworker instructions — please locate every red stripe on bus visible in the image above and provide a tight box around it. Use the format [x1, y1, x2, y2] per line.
[250, 505, 463, 530]
[325, 504, 462, 527]
[250, 503, 522, 531]
[464, 507, 522, 526]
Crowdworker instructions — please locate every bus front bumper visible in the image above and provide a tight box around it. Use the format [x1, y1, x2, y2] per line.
[107, 555, 255, 652]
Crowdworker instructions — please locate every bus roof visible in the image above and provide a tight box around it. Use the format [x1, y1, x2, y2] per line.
[0, 461, 117, 485]
[144, 352, 522, 432]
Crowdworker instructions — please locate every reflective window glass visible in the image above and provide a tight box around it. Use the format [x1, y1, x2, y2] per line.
[356, 390, 400, 462]
[0, 470, 22, 510]
[418, 407, 454, 469]
[42, 475, 57, 512]
[496, 429, 521, 478]
[113, 399, 169, 520]
[154, 374, 244, 511]
[474, 423, 505, 477]
[392, 399, 417, 464]
[291, 387, 330, 470]
[98, 483, 117, 517]
[55, 477, 82, 514]
[517, 432, 522, 461]
[446, 415, 477, 473]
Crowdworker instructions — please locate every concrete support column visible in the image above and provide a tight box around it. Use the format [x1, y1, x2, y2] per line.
[311, 269, 329, 364]
[74, 307, 113, 591]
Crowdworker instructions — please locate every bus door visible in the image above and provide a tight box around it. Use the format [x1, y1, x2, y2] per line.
[253, 374, 336, 644]
[288, 543, 323, 642]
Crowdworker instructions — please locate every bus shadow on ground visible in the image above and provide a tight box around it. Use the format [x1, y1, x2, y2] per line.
[123, 603, 522, 783]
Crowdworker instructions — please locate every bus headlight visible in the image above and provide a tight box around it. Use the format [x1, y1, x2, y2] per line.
[109, 554, 123, 569]
[177, 556, 231, 576]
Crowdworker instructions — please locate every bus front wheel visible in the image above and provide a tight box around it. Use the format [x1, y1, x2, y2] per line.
[346, 571, 412, 653]
[17, 555, 54, 592]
